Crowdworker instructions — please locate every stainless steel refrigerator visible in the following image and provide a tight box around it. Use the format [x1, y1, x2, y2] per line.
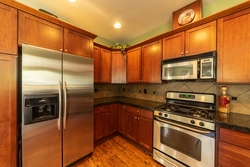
[20, 44, 93, 167]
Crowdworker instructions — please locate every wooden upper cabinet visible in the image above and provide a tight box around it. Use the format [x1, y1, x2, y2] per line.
[163, 32, 184, 60]
[0, 3, 17, 55]
[112, 51, 126, 83]
[163, 21, 216, 60]
[93, 46, 100, 83]
[185, 20, 216, 55]
[217, 8, 250, 83]
[18, 11, 63, 51]
[0, 54, 17, 167]
[126, 47, 142, 83]
[141, 40, 162, 83]
[64, 28, 93, 57]
[93, 46, 112, 83]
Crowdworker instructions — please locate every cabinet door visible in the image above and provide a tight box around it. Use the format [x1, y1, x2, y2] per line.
[185, 21, 216, 56]
[126, 47, 141, 83]
[93, 46, 100, 83]
[217, 9, 250, 83]
[18, 11, 63, 51]
[137, 116, 153, 152]
[141, 40, 162, 83]
[0, 54, 17, 167]
[100, 49, 112, 83]
[219, 141, 250, 167]
[112, 51, 126, 83]
[0, 4, 17, 55]
[162, 32, 184, 60]
[94, 106, 109, 142]
[118, 105, 126, 135]
[109, 104, 118, 135]
[125, 112, 138, 143]
[64, 28, 93, 57]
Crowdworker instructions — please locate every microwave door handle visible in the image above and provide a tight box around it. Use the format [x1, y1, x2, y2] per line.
[155, 117, 211, 134]
[63, 81, 67, 129]
[58, 81, 62, 131]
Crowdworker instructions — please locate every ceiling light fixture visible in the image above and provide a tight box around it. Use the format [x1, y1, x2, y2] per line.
[68, 0, 76, 2]
[114, 23, 121, 29]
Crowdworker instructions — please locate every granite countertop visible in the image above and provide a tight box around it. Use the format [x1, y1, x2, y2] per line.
[94, 97, 250, 134]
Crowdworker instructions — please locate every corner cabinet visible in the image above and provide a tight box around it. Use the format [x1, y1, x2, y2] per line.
[0, 3, 17, 55]
[125, 105, 153, 152]
[218, 128, 250, 167]
[163, 21, 216, 60]
[18, 11, 63, 51]
[127, 40, 162, 83]
[217, 8, 250, 83]
[111, 51, 126, 83]
[93, 46, 112, 83]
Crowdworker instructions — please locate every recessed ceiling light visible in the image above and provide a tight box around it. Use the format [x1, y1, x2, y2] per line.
[68, 0, 76, 2]
[114, 23, 121, 29]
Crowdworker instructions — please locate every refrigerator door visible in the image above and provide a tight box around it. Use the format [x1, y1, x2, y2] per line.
[21, 44, 62, 167]
[62, 53, 94, 166]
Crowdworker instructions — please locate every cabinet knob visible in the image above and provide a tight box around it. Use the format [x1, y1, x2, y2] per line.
[135, 117, 137, 119]
[60, 49, 63, 51]
[123, 106, 126, 108]
[137, 110, 139, 113]
[65, 49, 68, 52]
[138, 117, 140, 120]
[186, 51, 189, 54]
[101, 108, 103, 110]
[181, 52, 184, 55]
[107, 113, 109, 115]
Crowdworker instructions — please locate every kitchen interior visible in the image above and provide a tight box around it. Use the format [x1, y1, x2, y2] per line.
[1, 0, 250, 167]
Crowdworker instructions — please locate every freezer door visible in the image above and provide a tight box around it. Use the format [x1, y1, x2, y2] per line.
[21, 44, 62, 167]
[62, 53, 94, 166]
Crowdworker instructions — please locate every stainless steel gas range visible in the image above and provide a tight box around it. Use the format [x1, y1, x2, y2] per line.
[153, 91, 216, 167]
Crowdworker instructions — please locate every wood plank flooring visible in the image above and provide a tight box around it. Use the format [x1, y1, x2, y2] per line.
[71, 135, 164, 167]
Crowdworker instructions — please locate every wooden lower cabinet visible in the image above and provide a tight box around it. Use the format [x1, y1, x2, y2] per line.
[218, 128, 250, 167]
[118, 104, 126, 135]
[95, 103, 153, 153]
[125, 105, 153, 152]
[0, 54, 17, 167]
[94, 104, 118, 142]
[94, 105, 109, 142]
[109, 104, 118, 135]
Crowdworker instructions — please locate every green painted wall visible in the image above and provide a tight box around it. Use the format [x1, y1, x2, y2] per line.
[94, 0, 247, 47]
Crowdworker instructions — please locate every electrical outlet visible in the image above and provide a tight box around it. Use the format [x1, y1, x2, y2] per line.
[232, 97, 237, 100]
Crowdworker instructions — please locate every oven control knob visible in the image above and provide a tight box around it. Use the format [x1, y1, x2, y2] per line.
[199, 122, 205, 126]
[190, 120, 195, 124]
[164, 113, 168, 117]
[159, 112, 162, 116]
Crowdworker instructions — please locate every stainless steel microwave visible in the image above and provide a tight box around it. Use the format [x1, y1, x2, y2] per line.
[162, 51, 216, 81]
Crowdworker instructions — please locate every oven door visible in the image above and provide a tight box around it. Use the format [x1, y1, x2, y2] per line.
[162, 60, 198, 80]
[153, 118, 215, 167]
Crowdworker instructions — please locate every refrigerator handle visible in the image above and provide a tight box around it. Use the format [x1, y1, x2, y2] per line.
[58, 81, 62, 131]
[63, 81, 67, 129]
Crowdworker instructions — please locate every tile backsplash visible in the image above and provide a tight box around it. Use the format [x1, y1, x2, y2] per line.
[94, 82, 250, 115]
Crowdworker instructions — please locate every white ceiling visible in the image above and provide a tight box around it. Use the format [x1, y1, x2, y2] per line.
[16, 0, 217, 44]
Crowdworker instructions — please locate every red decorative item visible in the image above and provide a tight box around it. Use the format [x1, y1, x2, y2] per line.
[218, 86, 230, 113]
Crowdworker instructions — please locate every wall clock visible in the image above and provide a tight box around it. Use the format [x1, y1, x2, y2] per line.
[178, 9, 196, 26]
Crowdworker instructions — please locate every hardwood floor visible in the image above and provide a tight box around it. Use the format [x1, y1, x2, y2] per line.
[71, 135, 164, 167]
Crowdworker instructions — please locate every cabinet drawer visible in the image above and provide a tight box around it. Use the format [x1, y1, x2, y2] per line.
[220, 128, 250, 149]
[94, 105, 109, 114]
[126, 106, 153, 119]
[219, 141, 250, 167]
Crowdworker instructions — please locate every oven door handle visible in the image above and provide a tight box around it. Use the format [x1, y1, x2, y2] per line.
[155, 117, 211, 134]
[154, 150, 187, 167]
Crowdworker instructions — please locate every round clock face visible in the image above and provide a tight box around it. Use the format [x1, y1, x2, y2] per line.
[178, 9, 196, 26]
